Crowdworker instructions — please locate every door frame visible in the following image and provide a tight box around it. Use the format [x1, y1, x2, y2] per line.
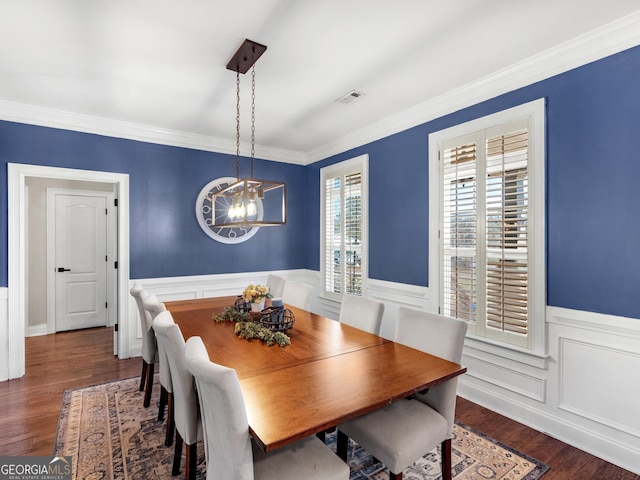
[8, 163, 130, 379]
[46, 188, 116, 334]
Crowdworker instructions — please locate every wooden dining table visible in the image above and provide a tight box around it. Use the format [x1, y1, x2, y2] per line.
[165, 295, 466, 452]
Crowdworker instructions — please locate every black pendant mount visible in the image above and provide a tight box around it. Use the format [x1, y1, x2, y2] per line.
[226, 39, 267, 74]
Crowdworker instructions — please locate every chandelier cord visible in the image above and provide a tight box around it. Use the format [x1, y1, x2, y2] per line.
[235, 69, 241, 180]
[251, 65, 256, 179]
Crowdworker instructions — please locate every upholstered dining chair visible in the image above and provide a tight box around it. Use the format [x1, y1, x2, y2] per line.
[282, 280, 313, 311]
[153, 311, 202, 480]
[184, 336, 350, 480]
[130, 284, 157, 406]
[339, 294, 385, 335]
[337, 307, 468, 480]
[266, 273, 286, 298]
[142, 295, 173, 445]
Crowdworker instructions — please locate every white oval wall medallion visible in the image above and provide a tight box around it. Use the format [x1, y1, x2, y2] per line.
[195, 177, 263, 244]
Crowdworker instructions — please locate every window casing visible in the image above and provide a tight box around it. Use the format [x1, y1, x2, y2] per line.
[320, 155, 368, 299]
[429, 100, 545, 352]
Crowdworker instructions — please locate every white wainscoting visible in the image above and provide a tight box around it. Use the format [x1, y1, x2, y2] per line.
[315, 273, 640, 474]
[5, 267, 638, 472]
[458, 305, 640, 475]
[128, 270, 308, 357]
[0, 287, 8, 381]
[314, 276, 432, 340]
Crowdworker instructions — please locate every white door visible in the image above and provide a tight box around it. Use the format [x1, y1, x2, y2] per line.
[54, 194, 108, 331]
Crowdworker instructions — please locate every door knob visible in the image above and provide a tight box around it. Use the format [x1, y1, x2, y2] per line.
[57, 267, 71, 272]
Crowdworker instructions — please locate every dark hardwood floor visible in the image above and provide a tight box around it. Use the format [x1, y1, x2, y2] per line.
[0, 327, 637, 479]
[0, 326, 138, 456]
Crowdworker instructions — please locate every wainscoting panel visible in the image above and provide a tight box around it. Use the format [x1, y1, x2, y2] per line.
[558, 337, 640, 438]
[462, 350, 546, 402]
[459, 305, 640, 475]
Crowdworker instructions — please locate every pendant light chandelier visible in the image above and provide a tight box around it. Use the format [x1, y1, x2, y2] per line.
[214, 39, 286, 228]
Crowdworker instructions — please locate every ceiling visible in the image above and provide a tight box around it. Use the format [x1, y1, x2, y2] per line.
[1, 1, 639, 163]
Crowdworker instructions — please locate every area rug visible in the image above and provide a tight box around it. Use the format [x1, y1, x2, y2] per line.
[54, 377, 548, 480]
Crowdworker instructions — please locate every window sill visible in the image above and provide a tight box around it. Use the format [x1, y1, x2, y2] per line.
[463, 333, 549, 369]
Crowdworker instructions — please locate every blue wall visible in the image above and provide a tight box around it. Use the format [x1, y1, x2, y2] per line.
[308, 45, 640, 320]
[0, 124, 308, 282]
[1, 45, 639, 320]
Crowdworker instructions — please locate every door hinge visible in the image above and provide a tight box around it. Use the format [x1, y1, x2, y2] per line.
[114, 198, 119, 207]
[105, 255, 108, 262]
[114, 261, 118, 269]
[114, 323, 118, 332]
[105, 302, 108, 309]
[105, 208, 108, 215]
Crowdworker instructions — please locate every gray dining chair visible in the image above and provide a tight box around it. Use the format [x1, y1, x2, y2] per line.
[266, 273, 286, 298]
[282, 280, 313, 311]
[184, 336, 349, 480]
[337, 307, 467, 480]
[130, 284, 157, 407]
[153, 310, 202, 480]
[339, 294, 385, 335]
[142, 294, 173, 445]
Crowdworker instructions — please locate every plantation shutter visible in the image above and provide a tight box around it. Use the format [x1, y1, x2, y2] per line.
[324, 169, 363, 295]
[441, 122, 530, 339]
[442, 141, 478, 322]
[485, 129, 529, 335]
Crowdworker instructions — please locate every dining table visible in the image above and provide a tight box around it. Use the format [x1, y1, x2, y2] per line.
[165, 295, 467, 452]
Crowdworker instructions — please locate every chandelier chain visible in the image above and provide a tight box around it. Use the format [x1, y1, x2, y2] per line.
[251, 65, 256, 178]
[235, 70, 241, 180]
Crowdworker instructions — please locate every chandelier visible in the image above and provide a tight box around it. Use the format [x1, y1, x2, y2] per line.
[214, 39, 286, 228]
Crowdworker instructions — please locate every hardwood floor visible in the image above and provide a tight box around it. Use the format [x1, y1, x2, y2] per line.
[0, 326, 138, 456]
[0, 327, 637, 479]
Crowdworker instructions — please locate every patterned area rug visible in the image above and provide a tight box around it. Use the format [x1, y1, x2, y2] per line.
[54, 377, 548, 480]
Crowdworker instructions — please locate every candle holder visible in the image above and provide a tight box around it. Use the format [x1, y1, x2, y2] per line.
[259, 306, 295, 332]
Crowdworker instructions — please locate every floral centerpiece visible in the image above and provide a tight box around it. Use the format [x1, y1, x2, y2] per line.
[242, 284, 272, 312]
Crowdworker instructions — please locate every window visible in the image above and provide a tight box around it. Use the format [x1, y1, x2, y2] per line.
[429, 100, 545, 351]
[321, 155, 368, 298]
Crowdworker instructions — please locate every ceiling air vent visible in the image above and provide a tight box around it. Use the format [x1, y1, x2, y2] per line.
[335, 89, 366, 105]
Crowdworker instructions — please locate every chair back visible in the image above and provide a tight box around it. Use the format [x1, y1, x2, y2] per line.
[266, 274, 286, 298]
[395, 307, 467, 437]
[153, 311, 200, 445]
[130, 284, 155, 363]
[185, 336, 253, 480]
[339, 294, 385, 335]
[282, 280, 313, 311]
[143, 294, 170, 390]
[143, 294, 166, 318]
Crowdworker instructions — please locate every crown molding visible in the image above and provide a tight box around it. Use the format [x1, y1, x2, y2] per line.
[0, 100, 305, 165]
[304, 11, 640, 164]
[1, 12, 638, 166]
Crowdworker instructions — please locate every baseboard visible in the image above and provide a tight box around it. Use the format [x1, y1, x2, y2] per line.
[26, 324, 48, 337]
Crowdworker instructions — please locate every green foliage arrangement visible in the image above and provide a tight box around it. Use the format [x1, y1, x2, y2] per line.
[234, 321, 291, 347]
[213, 306, 249, 323]
[213, 306, 290, 347]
